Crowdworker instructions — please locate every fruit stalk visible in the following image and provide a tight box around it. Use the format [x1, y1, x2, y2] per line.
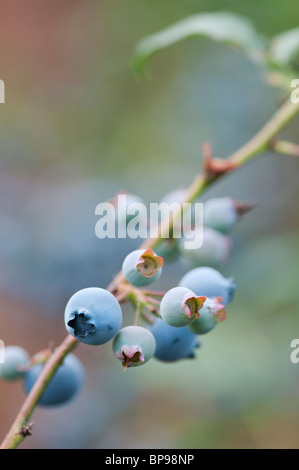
[1, 97, 299, 449]
[0, 335, 77, 449]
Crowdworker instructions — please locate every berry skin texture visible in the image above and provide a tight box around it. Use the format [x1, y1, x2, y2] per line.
[0, 346, 30, 381]
[24, 354, 84, 407]
[149, 319, 200, 362]
[204, 197, 238, 234]
[113, 326, 156, 368]
[178, 266, 236, 306]
[122, 249, 164, 287]
[204, 197, 254, 234]
[64, 287, 123, 345]
[180, 226, 232, 268]
[160, 286, 206, 327]
[188, 297, 226, 335]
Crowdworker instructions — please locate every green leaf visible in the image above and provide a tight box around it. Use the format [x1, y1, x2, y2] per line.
[132, 12, 266, 73]
[270, 27, 299, 65]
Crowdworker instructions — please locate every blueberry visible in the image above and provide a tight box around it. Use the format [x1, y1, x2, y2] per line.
[178, 266, 236, 305]
[122, 249, 164, 287]
[113, 326, 156, 368]
[65, 287, 123, 345]
[188, 297, 226, 335]
[204, 197, 254, 234]
[116, 193, 146, 226]
[180, 227, 232, 268]
[160, 286, 206, 327]
[149, 319, 200, 362]
[0, 346, 30, 381]
[204, 197, 238, 234]
[24, 353, 84, 407]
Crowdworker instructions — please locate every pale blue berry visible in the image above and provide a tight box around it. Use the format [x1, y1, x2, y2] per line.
[65, 287, 122, 345]
[160, 286, 206, 327]
[113, 326, 156, 368]
[0, 346, 30, 381]
[149, 319, 200, 362]
[204, 197, 254, 234]
[180, 227, 232, 268]
[178, 266, 236, 305]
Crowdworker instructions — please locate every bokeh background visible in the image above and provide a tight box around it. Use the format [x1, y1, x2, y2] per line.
[0, 0, 299, 449]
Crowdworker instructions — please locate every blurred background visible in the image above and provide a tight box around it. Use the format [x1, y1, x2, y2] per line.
[0, 0, 299, 449]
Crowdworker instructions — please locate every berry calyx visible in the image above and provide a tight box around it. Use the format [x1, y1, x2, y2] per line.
[188, 297, 226, 335]
[136, 249, 163, 277]
[160, 286, 206, 327]
[122, 249, 164, 286]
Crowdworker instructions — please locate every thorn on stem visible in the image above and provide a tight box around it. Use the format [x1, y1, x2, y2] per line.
[202, 141, 237, 179]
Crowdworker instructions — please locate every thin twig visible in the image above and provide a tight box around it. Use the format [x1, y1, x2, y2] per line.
[270, 139, 299, 157]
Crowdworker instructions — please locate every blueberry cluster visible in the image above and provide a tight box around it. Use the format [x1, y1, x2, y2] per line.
[0, 197, 245, 407]
[156, 194, 253, 266]
[149, 267, 235, 362]
[117, 248, 236, 366]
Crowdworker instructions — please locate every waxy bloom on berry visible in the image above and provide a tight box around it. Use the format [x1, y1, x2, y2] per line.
[65, 287, 123, 345]
[204, 197, 254, 234]
[179, 266, 236, 305]
[113, 326, 156, 368]
[149, 319, 200, 362]
[180, 226, 232, 268]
